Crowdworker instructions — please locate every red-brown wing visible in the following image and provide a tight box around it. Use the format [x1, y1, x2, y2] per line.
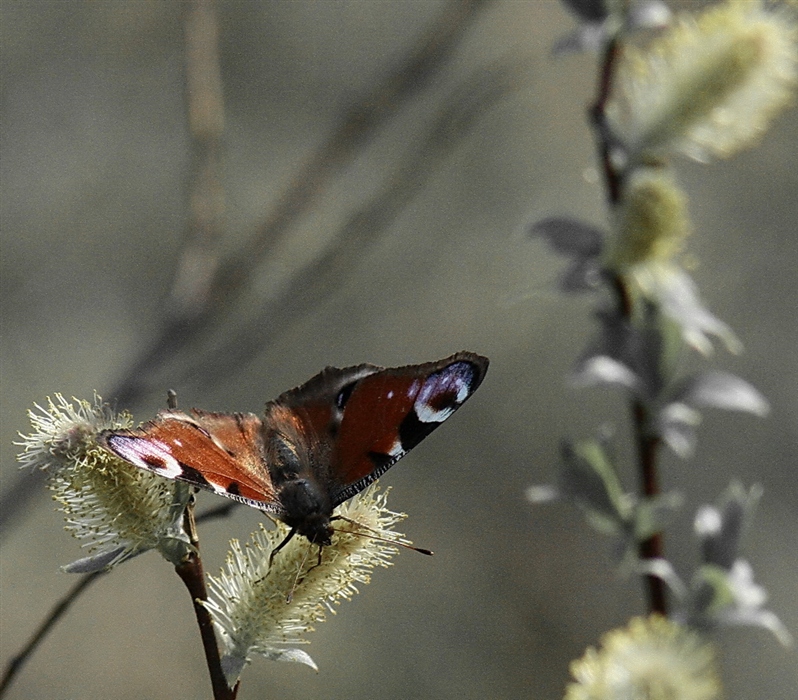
[270, 352, 489, 507]
[331, 352, 488, 504]
[263, 362, 382, 487]
[100, 409, 282, 513]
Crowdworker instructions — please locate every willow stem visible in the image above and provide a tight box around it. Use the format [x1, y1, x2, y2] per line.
[175, 499, 239, 700]
[0, 572, 106, 698]
[594, 38, 668, 615]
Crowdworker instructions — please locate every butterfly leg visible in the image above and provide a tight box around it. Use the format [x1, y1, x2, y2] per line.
[269, 527, 298, 566]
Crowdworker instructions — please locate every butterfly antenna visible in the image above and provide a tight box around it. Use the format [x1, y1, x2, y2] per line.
[166, 389, 178, 410]
[332, 515, 433, 556]
[286, 542, 322, 604]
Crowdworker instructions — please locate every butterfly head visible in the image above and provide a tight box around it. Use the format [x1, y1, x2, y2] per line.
[278, 478, 334, 546]
[296, 513, 334, 546]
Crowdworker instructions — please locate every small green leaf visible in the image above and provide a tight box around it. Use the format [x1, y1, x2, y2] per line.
[62, 546, 136, 574]
[657, 401, 702, 457]
[677, 371, 770, 416]
[560, 439, 630, 529]
[633, 491, 684, 540]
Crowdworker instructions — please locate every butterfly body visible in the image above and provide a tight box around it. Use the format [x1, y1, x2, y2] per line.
[100, 352, 488, 545]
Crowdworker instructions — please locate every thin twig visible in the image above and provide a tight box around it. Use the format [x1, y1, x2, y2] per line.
[174, 500, 239, 700]
[0, 501, 236, 698]
[188, 61, 522, 385]
[231, 0, 496, 273]
[592, 33, 668, 616]
[590, 36, 623, 205]
[0, 571, 106, 698]
[171, 0, 227, 321]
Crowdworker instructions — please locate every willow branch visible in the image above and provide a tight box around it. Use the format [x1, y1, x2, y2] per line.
[592, 37, 667, 616]
[175, 500, 239, 700]
[633, 401, 667, 615]
[590, 37, 623, 205]
[0, 571, 106, 698]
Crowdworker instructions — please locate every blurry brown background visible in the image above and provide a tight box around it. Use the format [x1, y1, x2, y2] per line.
[1, 1, 796, 699]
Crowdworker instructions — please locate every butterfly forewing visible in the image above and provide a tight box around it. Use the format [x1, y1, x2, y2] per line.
[330, 352, 488, 505]
[100, 410, 282, 512]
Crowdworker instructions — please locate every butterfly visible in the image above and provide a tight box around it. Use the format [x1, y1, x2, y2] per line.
[100, 352, 488, 550]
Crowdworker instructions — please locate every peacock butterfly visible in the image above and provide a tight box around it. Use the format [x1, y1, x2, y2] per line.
[99, 352, 488, 548]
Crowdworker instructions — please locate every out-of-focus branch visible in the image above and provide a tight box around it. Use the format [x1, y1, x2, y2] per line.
[189, 62, 522, 386]
[171, 0, 227, 320]
[0, 498, 239, 696]
[232, 0, 495, 273]
[110, 0, 494, 408]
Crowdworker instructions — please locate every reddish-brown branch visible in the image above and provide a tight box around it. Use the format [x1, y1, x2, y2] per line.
[590, 37, 623, 205]
[633, 401, 667, 616]
[593, 34, 668, 616]
[175, 501, 239, 700]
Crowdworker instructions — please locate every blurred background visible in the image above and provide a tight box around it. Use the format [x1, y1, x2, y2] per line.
[1, 1, 796, 698]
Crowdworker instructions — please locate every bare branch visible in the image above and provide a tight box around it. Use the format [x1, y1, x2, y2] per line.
[110, 0, 495, 408]
[0, 572, 106, 698]
[189, 62, 521, 386]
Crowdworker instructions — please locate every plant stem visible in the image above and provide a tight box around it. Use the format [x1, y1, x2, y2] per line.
[632, 400, 667, 615]
[590, 36, 623, 205]
[611, 267, 668, 617]
[175, 500, 239, 700]
[594, 36, 668, 616]
[0, 571, 106, 698]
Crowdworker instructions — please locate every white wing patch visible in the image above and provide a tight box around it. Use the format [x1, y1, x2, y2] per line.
[106, 435, 184, 479]
[415, 402, 455, 424]
[386, 438, 405, 458]
[413, 362, 473, 424]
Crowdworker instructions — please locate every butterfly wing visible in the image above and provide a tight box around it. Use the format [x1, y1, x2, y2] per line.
[100, 352, 488, 521]
[271, 351, 489, 507]
[99, 409, 283, 513]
